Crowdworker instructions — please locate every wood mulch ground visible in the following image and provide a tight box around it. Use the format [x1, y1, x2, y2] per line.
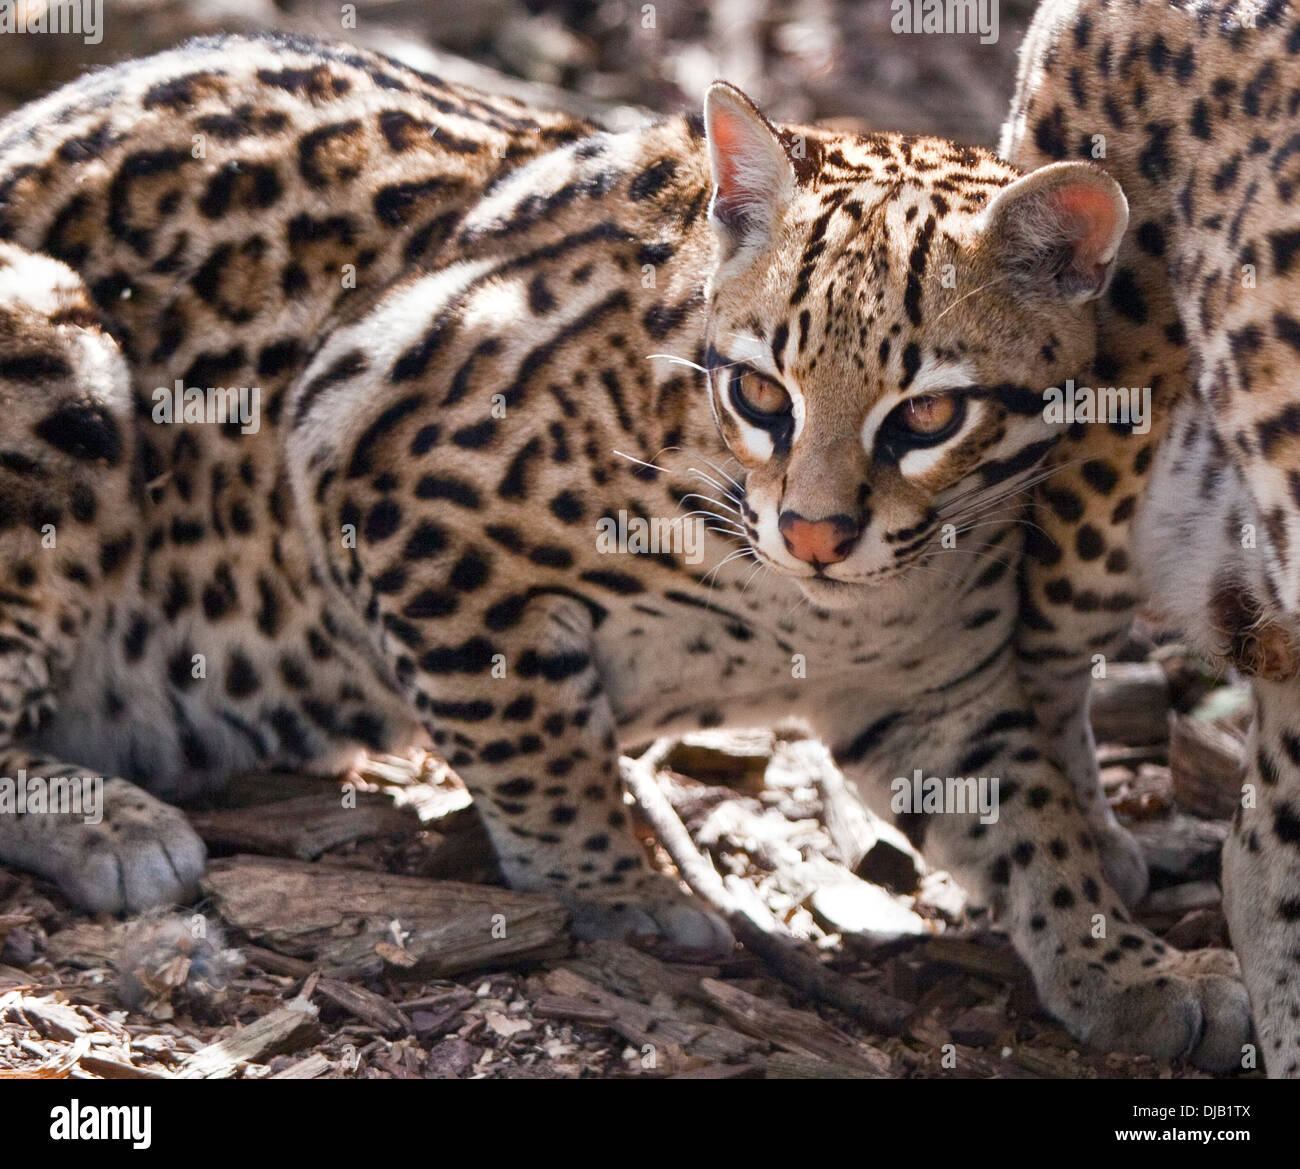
[0, 620, 1258, 1080]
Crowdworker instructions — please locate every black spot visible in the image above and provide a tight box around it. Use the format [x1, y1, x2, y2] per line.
[1270, 228, 1300, 274]
[98, 534, 134, 575]
[452, 419, 497, 449]
[225, 651, 260, 698]
[403, 588, 458, 619]
[374, 177, 450, 227]
[122, 614, 149, 661]
[1075, 524, 1104, 560]
[449, 549, 490, 592]
[420, 637, 498, 675]
[404, 521, 448, 559]
[1135, 221, 1166, 256]
[411, 424, 441, 455]
[364, 500, 402, 542]
[34, 404, 122, 464]
[346, 395, 425, 478]
[629, 157, 677, 201]
[1106, 269, 1149, 323]
[502, 695, 535, 721]
[1080, 459, 1118, 494]
[497, 438, 543, 501]
[550, 491, 585, 523]
[168, 645, 198, 691]
[1275, 801, 1300, 846]
[1033, 107, 1068, 158]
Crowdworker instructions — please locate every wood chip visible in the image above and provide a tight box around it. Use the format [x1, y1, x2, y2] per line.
[532, 995, 618, 1024]
[15, 997, 92, 1042]
[1090, 662, 1171, 746]
[921, 938, 1027, 985]
[312, 978, 411, 1035]
[178, 999, 321, 1079]
[621, 745, 913, 1035]
[485, 1010, 532, 1038]
[1168, 714, 1244, 820]
[699, 977, 892, 1076]
[241, 945, 315, 978]
[269, 1052, 333, 1080]
[664, 730, 774, 792]
[804, 858, 929, 939]
[544, 967, 760, 1066]
[764, 1050, 885, 1079]
[77, 1053, 172, 1080]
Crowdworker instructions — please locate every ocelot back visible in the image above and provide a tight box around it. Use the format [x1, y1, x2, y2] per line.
[0, 34, 1248, 1067]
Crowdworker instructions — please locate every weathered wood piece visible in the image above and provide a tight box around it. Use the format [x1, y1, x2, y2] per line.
[268, 1052, 333, 1080]
[543, 967, 762, 1065]
[1090, 662, 1171, 745]
[1168, 714, 1244, 820]
[178, 999, 321, 1079]
[312, 978, 411, 1035]
[699, 978, 892, 1076]
[664, 730, 775, 793]
[188, 793, 418, 860]
[202, 855, 570, 979]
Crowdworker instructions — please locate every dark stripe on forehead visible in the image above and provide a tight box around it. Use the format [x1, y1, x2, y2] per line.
[904, 213, 937, 327]
[771, 322, 789, 373]
[899, 341, 922, 389]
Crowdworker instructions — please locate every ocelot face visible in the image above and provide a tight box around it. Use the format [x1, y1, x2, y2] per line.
[700, 83, 1129, 607]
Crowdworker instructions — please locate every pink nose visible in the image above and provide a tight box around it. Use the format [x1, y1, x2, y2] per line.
[778, 512, 859, 566]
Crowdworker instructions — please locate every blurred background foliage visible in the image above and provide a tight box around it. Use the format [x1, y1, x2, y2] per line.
[0, 0, 1041, 147]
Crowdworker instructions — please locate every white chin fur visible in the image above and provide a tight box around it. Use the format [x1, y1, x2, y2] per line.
[795, 576, 871, 610]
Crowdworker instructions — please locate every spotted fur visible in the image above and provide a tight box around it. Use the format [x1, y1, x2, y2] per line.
[0, 33, 1249, 1066]
[1003, 0, 1300, 1075]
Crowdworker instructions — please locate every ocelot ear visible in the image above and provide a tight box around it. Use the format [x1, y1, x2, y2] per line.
[979, 161, 1129, 303]
[704, 82, 794, 260]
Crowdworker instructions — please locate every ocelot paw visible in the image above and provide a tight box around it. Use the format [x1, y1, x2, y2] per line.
[54, 781, 207, 915]
[563, 876, 734, 960]
[1043, 943, 1251, 1071]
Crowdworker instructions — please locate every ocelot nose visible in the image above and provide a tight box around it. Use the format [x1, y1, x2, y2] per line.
[777, 511, 861, 567]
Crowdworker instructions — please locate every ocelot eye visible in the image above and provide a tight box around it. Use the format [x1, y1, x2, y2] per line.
[730, 366, 792, 423]
[884, 393, 967, 448]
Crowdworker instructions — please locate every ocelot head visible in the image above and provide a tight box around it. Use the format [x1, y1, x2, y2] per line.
[700, 82, 1128, 608]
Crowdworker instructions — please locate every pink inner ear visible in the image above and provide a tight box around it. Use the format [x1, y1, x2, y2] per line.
[1049, 184, 1118, 268]
[710, 110, 755, 201]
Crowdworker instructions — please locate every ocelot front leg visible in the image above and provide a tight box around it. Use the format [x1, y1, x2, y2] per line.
[1013, 422, 1163, 909]
[304, 471, 733, 957]
[0, 242, 206, 912]
[396, 591, 731, 955]
[1004, 264, 1188, 910]
[1001, 50, 1194, 910]
[425, 593, 731, 955]
[825, 660, 1250, 1069]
